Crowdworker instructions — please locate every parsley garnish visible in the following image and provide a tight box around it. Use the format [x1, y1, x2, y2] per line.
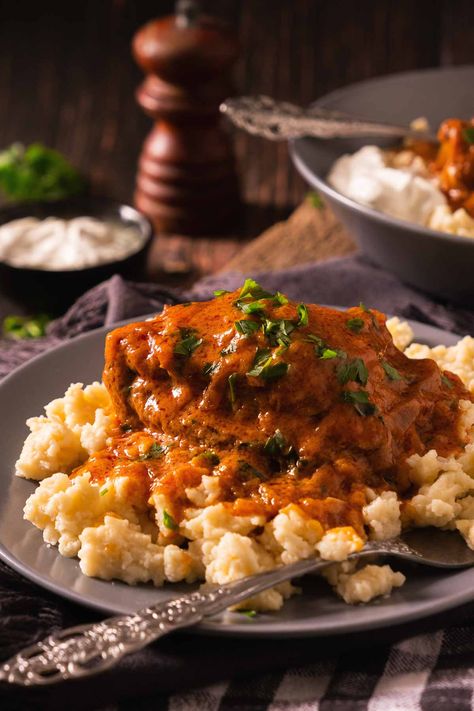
[262, 318, 296, 348]
[138, 442, 167, 461]
[337, 358, 368, 386]
[441, 373, 454, 389]
[238, 300, 266, 315]
[238, 460, 265, 480]
[273, 292, 288, 306]
[342, 389, 376, 416]
[346, 317, 364, 333]
[235, 319, 260, 336]
[213, 289, 230, 297]
[239, 279, 274, 300]
[3, 313, 51, 340]
[228, 373, 238, 405]
[320, 348, 339, 360]
[307, 191, 324, 210]
[163, 510, 178, 530]
[297, 303, 309, 327]
[247, 348, 288, 380]
[203, 361, 218, 376]
[174, 328, 203, 357]
[263, 429, 295, 459]
[305, 334, 346, 360]
[99, 487, 109, 496]
[462, 126, 474, 145]
[381, 361, 403, 381]
[237, 609, 257, 618]
[200, 451, 220, 466]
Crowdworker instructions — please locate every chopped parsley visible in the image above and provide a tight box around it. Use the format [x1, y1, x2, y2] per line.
[235, 319, 260, 336]
[382, 361, 403, 381]
[346, 317, 364, 333]
[320, 348, 339, 360]
[237, 609, 257, 618]
[239, 278, 274, 300]
[273, 292, 288, 306]
[228, 373, 238, 405]
[238, 460, 265, 480]
[138, 442, 167, 460]
[213, 289, 230, 297]
[263, 429, 295, 459]
[201, 451, 220, 466]
[203, 361, 219, 376]
[262, 318, 296, 348]
[337, 358, 368, 386]
[174, 328, 203, 357]
[247, 348, 288, 380]
[305, 334, 346, 361]
[307, 191, 324, 210]
[163, 510, 178, 530]
[462, 126, 474, 145]
[297, 303, 309, 327]
[3, 313, 51, 340]
[441, 373, 454, 389]
[238, 300, 266, 315]
[99, 487, 109, 496]
[342, 389, 376, 416]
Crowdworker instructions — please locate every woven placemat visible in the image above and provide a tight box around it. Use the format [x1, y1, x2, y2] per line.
[221, 197, 356, 273]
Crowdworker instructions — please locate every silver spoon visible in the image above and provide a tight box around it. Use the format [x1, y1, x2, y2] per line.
[220, 95, 436, 142]
[1, 528, 472, 686]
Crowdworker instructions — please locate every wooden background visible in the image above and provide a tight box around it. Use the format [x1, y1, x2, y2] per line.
[0, 0, 473, 279]
[1, 1, 473, 216]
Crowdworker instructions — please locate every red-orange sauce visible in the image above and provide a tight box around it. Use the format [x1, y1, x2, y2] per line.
[73, 286, 470, 534]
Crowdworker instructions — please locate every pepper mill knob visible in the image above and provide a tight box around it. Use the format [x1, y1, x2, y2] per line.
[132, 2, 240, 236]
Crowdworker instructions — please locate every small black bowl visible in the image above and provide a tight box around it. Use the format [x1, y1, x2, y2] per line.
[0, 196, 153, 314]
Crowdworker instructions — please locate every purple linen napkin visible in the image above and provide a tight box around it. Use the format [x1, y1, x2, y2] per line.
[1, 255, 474, 711]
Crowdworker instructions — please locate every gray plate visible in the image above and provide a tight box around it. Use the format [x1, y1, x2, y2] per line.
[290, 65, 474, 305]
[0, 318, 473, 637]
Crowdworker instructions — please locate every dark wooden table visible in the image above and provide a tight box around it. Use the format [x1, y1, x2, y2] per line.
[0, 0, 473, 296]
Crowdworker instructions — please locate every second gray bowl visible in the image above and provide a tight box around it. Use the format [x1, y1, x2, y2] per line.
[290, 65, 474, 307]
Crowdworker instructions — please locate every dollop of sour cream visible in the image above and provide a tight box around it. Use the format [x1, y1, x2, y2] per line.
[327, 145, 446, 225]
[0, 216, 146, 270]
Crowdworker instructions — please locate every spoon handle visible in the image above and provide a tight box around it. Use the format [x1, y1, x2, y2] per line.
[220, 95, 421, 141]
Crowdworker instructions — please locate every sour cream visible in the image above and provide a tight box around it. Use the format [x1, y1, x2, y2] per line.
[327, 145, 446, 226]
[0, 216, 146, 270]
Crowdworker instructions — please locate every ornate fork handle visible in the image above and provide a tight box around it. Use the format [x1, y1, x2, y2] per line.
[0, 541, 418, 686]
[220, 95, 428, 141]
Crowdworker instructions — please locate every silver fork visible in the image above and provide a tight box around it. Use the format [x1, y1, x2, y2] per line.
[220, 95, 437, 142]
[1, 528, 473, 686]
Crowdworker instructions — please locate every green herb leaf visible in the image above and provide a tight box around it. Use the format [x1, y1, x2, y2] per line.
[235, 319, 260, 336]
[213, 289, 230, 297]
[200, 451, 220, 466]
[263, 429, 295, 459]
[346, 317, 364, 333]
[238, 300, 266, 315]
[239, 278, 274, 300]
[320, 348, 339, 360]
[238, 460, 265, 480]
[174, 328, 203, 357]
[337, 358, 368, 386]
[381, 361, 403, 381]
[342, 389, 376, 416]
[462, 126, 474, 145]
[262, 318, 296, 348]
[0, 142, 85, 202]
[237, 609, 257, 618]
[228, 373, 238, 405]
[163, 510, 178, 530]
[247, 348, 288, 380]
[307, 191, 324, 210]
[99, 487, 109, 496]
[273, 292, 288, 306]
[3, 313, 51, 340]
[441, 373, 454, 389]
[359, 302, 369, 312]
[297, 303, 309, 327]
[138, 442, 167, 461]
[203, 361, 219, 376]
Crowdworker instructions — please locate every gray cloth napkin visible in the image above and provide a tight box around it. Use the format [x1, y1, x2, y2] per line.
[1, 255, 474, 711]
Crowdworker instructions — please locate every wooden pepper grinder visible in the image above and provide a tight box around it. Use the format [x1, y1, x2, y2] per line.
[132, 1, 240, 236]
